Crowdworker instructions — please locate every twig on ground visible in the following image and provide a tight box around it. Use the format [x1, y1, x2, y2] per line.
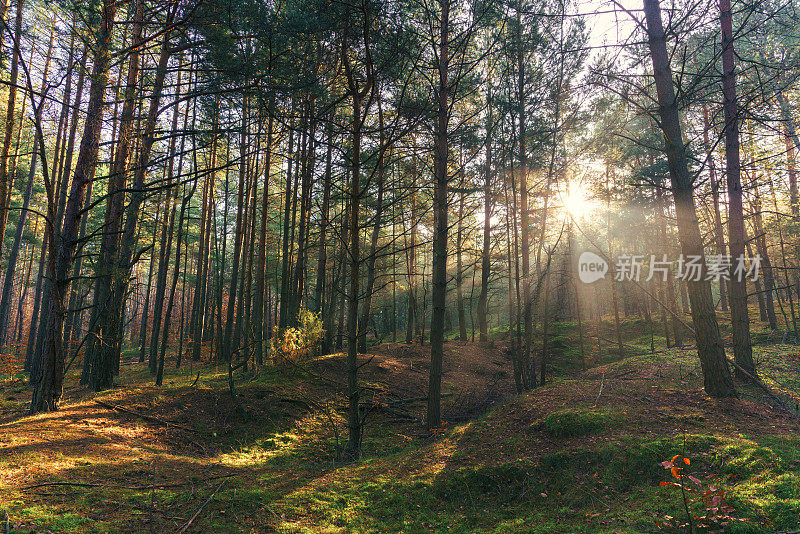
[176, 480, 226, 534]
[727, 358, 797, 417]
[594, 373, 605, 406]
[21, 482, 104, 489]
[20, 474, 235, 492]
[149, 461, 156, 534]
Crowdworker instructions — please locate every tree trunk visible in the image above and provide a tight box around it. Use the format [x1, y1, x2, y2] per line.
[279, 119, 295, 330]
[341, 9, 373, 459]
[0, 0, 25, 261]
[30, 0, 117, 413]
[0, 22, 53, 347]
[427, 0, 449, 429]
[254, 100, 275, 363]
[358, 97, 386, 352]
[477, 92, 492, 342]
[151, 66, 185, 376]
[701, 105, 729, 312]
[221, 102, 249, 363]
[83, 0, 145, 388]
[643, 0, 736, 397]
[316, 114, 333, 353]
[406, 157, 418, 344]
[720, 0, 756, 381]
[456, 189, 467, 342]
[87, 7, 175, 387]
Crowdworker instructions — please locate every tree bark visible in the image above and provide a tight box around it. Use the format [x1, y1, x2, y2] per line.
[30, 0, 117, 413]
[0, 21, 53, 347]
[427, 0, 449, 429]
[477, 91, 492, 342]
[0, 0, 25, 261]
[358, 96, 386, 352]
[643, 0, 736, 397]
[701, 105, 729, 312]
[254, 99, 275, 363]
[720, 0, 756, 380]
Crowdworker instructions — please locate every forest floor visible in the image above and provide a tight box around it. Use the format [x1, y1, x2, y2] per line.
[2, 332, 800, 532]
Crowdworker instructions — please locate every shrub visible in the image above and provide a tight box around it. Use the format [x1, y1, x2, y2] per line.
[270, 308, 323, 363]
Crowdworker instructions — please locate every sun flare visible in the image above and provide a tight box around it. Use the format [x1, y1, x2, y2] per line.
[563, 186, 595, 219]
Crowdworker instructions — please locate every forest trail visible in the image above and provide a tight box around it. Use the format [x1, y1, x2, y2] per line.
[2, 343, 800, 532]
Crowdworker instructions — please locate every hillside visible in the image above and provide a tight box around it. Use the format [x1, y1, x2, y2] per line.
[2, 342, 800, 533]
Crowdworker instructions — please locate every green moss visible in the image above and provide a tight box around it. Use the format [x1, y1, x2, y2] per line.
[764, 500, 800, 530]
[542, 409, 616, 438]
[16, 506, 95, 532]
[717, 442, 779, 477]
[432, 461, 536, 500]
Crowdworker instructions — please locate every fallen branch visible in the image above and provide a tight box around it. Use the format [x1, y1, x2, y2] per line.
[21, 474, 235, 492]
[94, 400, 198, 433]
[21, 482, 103, 490]
[176, 480, 226, 533]
[594, 374, 605, 406]
[727, 358, 796, 416]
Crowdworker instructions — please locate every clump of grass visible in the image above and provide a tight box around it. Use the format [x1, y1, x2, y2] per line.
[16, 506, 93, 532]
[432, 460, 535, 500]
[543, 409, 615, 438]
[717, 441, 778, 477]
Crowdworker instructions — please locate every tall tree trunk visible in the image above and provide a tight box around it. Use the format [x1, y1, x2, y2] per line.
[720, 0, 756, 381]
[778, 90, 800, 217]
[0, 0, 25, 260]
[316, 114, 333, 353]
[87, 7, 175, 387]
[427, 0, 449, 429]
[190, 124, 217, 362]
[456, 188, 467, 341]
[701, 105, 729, 311]
[291, 103, 315, 326]
[278, 119, 295, 330]
[83, 0, 145, 388]
[516, 3, 534, 389]
[30, 0, 117, 413]
[656, 186, 682, 346]
[137, 204, 161, 366]
[358, 97, 386, 352]
[150, 66, 184, 375]
[406, 159, 418, 344]
[750, 188, 778, 330]
[477, 94, 492, 342]
[341, 9, 373, 459]
[643, 0, 736, 397]
[254, 100, 274, 364]
[221, 102, 249, 363]
[163, 93, 197, 371]
[0, 22, 54, 347]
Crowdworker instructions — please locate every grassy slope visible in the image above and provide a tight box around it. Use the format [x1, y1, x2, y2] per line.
[1, 340, 800, 532]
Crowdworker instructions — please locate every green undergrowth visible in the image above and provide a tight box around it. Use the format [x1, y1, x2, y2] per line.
[542, 408, 618, 438]
[274, 427, 800, 533]
[6, 346, 800, 532]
